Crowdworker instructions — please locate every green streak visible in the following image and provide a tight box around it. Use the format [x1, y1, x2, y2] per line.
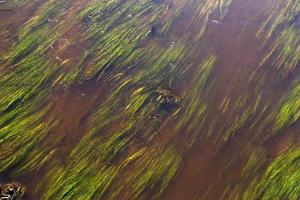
[274, 83, 300, 131]
[243, 148, 300, 200]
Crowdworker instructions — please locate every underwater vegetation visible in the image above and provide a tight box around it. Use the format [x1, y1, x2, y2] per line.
[0, 0, 299, 199]
[274, 82, 300, 131]
[243, 148, 300, 200]
[175, 55, 215, 142]
[257, 0, 300, 78]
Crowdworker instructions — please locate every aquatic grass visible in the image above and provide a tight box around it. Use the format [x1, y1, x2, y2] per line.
[0, 56, 59, 113]
[274, 83, 300, 131]
[42, 124, 134, 200]
[130, 146, 183, 200]
[42, 144, 182, 200]
[257, 0, 300, 41]
[4, 0, 69, 61]
[80, 0, 183, 38]
[222, 108, 252, 141]
[191, 0, 234, 41]
[241, 148, 267, 181]
[78, 0, 184, 80]
[6, 0, 38, 8]
[259, 26, 300, 78]
[176, 55, 216, 139]
[0, 99, 54, 174]
[0, 0, 82, 113]
[256, 0, 300, 78]
[242, 148, 300, 200]
[0, 51, 61, 176]
[41, 82, 181, 199]
[2, 0, 299, 199]
[122, 87, 153, 119]
[225, 148, 268, 200]
[87, 79, 134, 134]
[18, 0, 67, 38]
[192, 0, 233, 23]
[11, 148, 56, 177]
[220, 91, 269, 144]
[131, 42, 187, 85]
[0, 0, 80, 177]
[38, 35, 190, 198]
[273, 28, 300, 74]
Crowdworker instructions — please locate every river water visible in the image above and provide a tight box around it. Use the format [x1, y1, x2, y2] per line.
[0, 0, 299, 199]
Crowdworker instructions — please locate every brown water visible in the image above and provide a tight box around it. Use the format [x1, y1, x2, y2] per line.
[0, 0, 299, 199]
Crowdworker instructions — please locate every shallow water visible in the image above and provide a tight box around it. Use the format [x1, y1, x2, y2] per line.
[0, 0, 299, 199]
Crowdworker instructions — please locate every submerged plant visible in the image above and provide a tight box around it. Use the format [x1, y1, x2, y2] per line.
[0, 0, 299, 199]
[175, 55, 215, 142]
[256, 0, 300, 78]
[242, 148, 300, 200]
[274, 83, 300, 131]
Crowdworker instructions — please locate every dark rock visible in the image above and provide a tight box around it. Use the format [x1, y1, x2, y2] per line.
[155, 89, 182, 111]
[148, 26, 158, 37]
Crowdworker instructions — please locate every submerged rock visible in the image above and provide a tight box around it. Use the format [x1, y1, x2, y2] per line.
[155, 89, 182, 111]
[148, 26, 159, 37]
[0, 182, 27, 200]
